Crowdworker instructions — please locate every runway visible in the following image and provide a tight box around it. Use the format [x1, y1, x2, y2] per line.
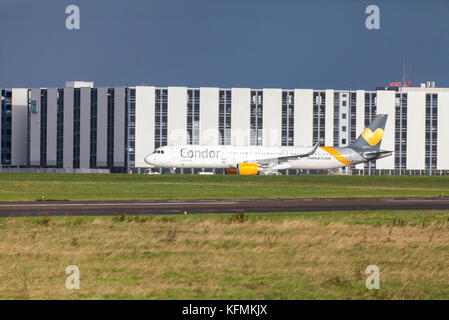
[1, 197, 449, 217]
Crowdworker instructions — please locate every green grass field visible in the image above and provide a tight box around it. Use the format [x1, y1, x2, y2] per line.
[0, 173, 448, 201]
[1, 173, 449, 299]
[1, 210, 449, 299]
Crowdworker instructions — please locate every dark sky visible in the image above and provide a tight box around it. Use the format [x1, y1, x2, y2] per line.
[1, 0, 448, 90]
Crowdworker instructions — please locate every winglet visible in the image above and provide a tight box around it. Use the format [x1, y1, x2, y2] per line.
[299, 140, 320, 158]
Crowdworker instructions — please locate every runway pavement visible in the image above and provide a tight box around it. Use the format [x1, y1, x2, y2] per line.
[0, 197, 449, 217]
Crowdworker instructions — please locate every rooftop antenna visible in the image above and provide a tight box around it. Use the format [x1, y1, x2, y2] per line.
[402, 56, 407, 84]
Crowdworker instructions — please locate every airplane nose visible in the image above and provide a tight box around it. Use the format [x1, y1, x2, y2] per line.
[144, 155, 153, 165]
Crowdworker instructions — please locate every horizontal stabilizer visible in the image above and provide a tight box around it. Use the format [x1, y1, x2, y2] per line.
[363, 150, 393, 159]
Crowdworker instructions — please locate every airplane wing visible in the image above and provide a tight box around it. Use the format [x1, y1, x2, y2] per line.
[242, 141, 321, 167]
[276, 140, 321, 162]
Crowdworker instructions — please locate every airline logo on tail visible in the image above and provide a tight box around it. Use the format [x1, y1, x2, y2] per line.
[361, 128, 384, 146]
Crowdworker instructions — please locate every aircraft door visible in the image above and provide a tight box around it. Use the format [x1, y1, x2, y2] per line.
[171, 147, 178, 159]
[220, 147, 227, 163]
[170, 147, 181, 168]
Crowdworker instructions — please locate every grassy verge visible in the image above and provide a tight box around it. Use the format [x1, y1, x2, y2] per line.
[0, 173, 448, 201]
[1, 210, 449, 299]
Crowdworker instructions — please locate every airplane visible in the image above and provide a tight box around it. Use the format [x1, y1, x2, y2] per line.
[144, 114, 392, 175]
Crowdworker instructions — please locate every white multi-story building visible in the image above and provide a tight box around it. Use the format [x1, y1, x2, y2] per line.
[1, 82, 448, 175]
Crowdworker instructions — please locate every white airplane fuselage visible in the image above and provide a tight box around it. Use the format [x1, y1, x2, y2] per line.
[145, 145, 363, 171]
[144, 115, 392, 173]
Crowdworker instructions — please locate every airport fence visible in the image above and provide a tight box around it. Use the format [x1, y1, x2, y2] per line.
[0, 168, 111, 174]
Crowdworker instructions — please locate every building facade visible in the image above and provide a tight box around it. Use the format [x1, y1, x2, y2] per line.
[1, 82, 449, 175]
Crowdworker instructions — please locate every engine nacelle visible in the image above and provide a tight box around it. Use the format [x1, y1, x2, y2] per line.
[237, 163, 259, 175]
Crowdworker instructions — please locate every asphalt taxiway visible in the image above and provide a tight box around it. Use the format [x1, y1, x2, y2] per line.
[0, 197, 449, 217]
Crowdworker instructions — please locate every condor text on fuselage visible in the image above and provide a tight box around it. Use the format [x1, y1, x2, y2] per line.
[180, 148, 221, 159]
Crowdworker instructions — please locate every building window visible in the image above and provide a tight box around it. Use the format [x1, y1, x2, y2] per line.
[364, 92, 377, 172]
[350, 92, 357, 142]
[313, 91, 325, 144]
[56, 89, 64, 168]
[342, 126, 346, 132]
[1, 89, 12, 166]
[250, 91, 263, 146]
[219, 90, 232, 145]
[40, 90, 48, 167]
[73, 89, 81, 169]
[107, 88, 115, 168]
[333, 92, 340, 146]
[395, 93, 407, 171]
[282, 91, 294, 146]
[90, 88, 98, 168]
[187, 89, 200, 145]
[155, 89, 168, 149]
[425, 94, 438, 173]
[128, 88, 136, 169]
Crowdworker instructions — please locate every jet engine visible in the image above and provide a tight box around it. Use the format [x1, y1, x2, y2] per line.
[237, 163, 259, 175]
[226, 168, 238, 175]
